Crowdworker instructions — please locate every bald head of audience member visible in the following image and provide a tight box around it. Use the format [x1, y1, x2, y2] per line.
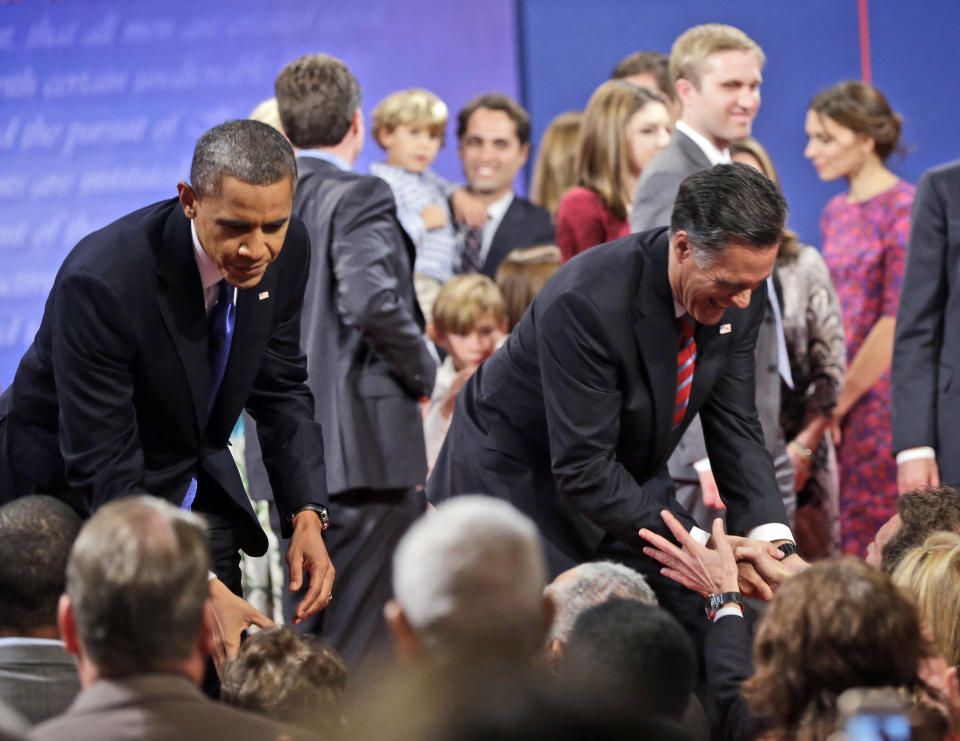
[0, 495, 82, 639]
[58, 496, 212, 686]
[543, 561, 656, 659]
[385, 496, 552, 666]
[865, 486, 960, 572]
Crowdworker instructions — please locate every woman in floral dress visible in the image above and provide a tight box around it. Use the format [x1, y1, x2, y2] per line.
[804, 81, 915, 555]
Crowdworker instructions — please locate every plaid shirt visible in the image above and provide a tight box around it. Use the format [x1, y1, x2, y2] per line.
[370, 162, 460, 282]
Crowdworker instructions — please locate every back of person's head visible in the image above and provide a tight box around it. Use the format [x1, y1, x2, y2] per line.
[893, 532, 960, 668]
[456, 93, 531, 146]
[0, 496, 82, 635]
[671, 162, 786, 266]
[529, 111, 583, 218]
[670, 24, 765, 88]
[578, 80, 667, 220]
[248, 97, 287, 139]
[883, 486, 960, 573]
[808, 80, 903, 161]
[544, 561, 656, 647]
[431, 274, 507, 338]
[729, 137, 801, 262]
[494, 245, 562, 331]
[221, 626, 346, 730]
[388, 496, 549, 664]
[743, 558, 929, 741]
[562, 600, 695, 721]
[275, 53, 361, 150]
[611, 50, 674, 102]
[65, 496, 210, 675]
[190, 119, 296, 198]
[372, 88, 448, 149]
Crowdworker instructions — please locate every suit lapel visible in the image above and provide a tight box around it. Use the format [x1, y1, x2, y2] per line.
[156, 208, 209, 435]
[483, 197, 520, 277]
[631, 232, 679, 456]
[675, 129, 713, 172]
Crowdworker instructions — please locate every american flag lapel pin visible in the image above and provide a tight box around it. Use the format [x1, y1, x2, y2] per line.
[258, 291, 270, 301]
[719, 323, 732, 335]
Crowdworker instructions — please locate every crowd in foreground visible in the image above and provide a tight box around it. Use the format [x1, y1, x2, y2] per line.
[0, 15, 958, 741]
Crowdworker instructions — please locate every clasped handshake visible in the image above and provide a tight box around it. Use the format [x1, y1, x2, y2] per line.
[639, 510, 809, 600]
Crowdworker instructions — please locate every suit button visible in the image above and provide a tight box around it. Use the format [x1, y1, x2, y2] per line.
[768, 364, 778, 373]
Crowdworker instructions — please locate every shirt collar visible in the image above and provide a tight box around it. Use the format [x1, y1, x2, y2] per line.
[676, 120, 731, 166]
[298, 149, 353, 171]
[485, 190, 515, 222]
[191, 221, 224, 291]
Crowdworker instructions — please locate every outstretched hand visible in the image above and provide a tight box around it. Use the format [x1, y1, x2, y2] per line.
[639, 511, 739, 597]
[208, 578, 274, 676]
[287, 510, 336, 625]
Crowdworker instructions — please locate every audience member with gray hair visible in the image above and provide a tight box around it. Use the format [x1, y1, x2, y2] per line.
[29, 496, 310, 741]
[384, 496, 553, 665]
[0, 496, 82, 728]
[544, 561, 656, 657]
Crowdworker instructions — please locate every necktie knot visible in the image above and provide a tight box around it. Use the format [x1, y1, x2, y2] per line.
[678, 314, 696, 341]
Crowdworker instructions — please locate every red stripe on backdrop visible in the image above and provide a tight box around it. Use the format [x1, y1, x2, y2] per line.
[858, 0, 872, 83]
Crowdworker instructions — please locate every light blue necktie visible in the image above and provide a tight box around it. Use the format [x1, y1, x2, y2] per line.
[182, 280, 236, 510]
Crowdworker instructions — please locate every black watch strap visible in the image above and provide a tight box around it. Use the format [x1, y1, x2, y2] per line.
[705, 591, 745, 619]
[290, 504, 329, 531]
[777, 542, 799, 558]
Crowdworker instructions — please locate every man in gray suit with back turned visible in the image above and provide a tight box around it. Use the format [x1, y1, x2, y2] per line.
[631, 24, 795, 529]
[893, 160, 960, 493]
[0, 496, 81, 728]
[245, 54, 436, 669]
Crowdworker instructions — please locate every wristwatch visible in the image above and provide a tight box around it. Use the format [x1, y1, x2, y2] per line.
[291, 504, 330, 531]
[777, 542, 799, 558]
[705, 591, 744, 619]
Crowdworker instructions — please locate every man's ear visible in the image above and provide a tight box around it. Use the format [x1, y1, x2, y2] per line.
[177, 181, 198, 219]
[58, 594, 80, 656]
[518, 142, 531, 167]
[672, 230, 695, 263]
[384, 599, 420, 664]
[675, 77, 695, 107]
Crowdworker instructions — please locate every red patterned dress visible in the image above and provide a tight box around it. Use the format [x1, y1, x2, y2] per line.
[820, 179, 915, 554]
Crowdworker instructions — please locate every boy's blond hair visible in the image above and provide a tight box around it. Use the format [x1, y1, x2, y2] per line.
[372, 88, 448, 148]
[670, 24, 765, 89]
[432, 275, 507, 336]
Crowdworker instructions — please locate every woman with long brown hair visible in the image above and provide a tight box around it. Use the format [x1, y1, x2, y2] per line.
[556, 81, 670, 261]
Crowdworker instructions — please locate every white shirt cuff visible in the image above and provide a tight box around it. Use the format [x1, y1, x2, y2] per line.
[690, 526, 711, 546]
[208, 571, 218, 582]
[896, 446, 936, 464]
[746, 523, 794, 543]
[692, 457, 712, 474]
[713, 604, 744, 622]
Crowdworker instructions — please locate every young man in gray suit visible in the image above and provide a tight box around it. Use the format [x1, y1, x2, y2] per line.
[30, 497, 310, 741]
[631, 24, 796, 530]
[245, 54, 437, 669]
[893, 160, 960, 492]
[0, 497, 81, 728]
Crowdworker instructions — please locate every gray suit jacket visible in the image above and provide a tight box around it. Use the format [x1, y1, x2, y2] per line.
[27, 674, 310, 741]
[630, 129, 710, 233]
[893, 160, 960, 487]
[247, 157, 436, 497]
[0, 642, 79, 727]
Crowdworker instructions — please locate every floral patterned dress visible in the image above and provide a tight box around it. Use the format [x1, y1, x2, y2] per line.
[820, 179, 915, 555]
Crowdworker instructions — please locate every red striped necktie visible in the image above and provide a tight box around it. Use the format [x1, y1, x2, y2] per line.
[673, 315, 696, 429]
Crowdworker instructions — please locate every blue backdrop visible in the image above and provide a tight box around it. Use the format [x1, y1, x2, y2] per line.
[2, 0, 957, 385]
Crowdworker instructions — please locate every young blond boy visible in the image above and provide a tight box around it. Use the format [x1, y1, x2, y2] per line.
[370, 89, 485, 321]
[424, 275, 508, 469]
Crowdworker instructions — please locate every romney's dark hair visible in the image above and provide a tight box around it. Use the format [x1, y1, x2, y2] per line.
[670, 162, 787, 265]
[0, 495, 82, 633]
[190, 119, 296, 197]
[275, 53, 361, 149]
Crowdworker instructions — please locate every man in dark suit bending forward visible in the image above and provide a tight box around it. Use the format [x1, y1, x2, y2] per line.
[427, 164, 803, 636]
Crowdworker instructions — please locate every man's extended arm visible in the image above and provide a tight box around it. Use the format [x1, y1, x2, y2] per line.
[892, 169, 947, 490]
[331, 176, 436, 398]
